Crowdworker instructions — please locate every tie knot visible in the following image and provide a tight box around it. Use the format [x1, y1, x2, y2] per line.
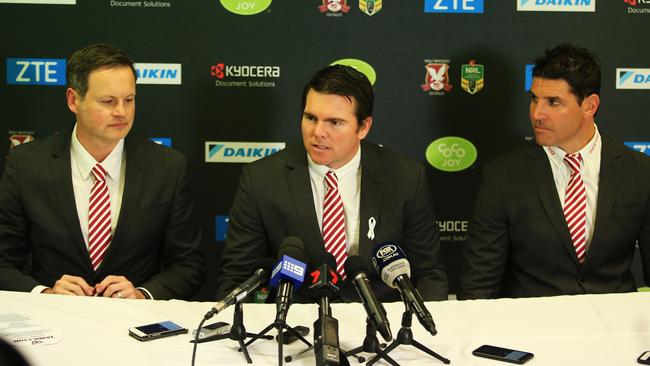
[91, 164, 107, 183]
[325, 171, 338, 190]
[564, 153, 582, 175]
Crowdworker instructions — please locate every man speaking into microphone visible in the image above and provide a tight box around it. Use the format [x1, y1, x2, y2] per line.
[216, 65, 448, 302]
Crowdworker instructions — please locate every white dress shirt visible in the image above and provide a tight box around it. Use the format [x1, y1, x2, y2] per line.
[543, 125, 602, 251]
[308, 147, 362, 255]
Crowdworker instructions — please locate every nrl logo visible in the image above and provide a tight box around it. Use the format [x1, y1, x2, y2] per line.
[421, 61, 453, 94]
[359, 0, 382, 15]
[461, 60, 484, 94]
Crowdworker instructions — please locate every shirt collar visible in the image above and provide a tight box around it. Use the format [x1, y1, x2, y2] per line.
[307, 145, 362, 181]
[544, 125, 601, 168]
[70, 123, 125, 182]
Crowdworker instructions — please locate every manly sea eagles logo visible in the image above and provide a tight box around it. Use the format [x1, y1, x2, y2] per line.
[421, 62, 453, 94]
[319, 0, 350, 13]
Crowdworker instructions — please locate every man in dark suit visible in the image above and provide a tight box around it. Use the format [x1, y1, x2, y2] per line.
[459, 44, 650, 299]
[216, 65, 448, 302]
[0, 44, 204, 300]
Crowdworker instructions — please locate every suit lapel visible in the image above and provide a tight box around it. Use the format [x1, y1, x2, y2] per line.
[285, 146, 324, 257]
[358, 142, 383, 259]
[105, 137, 146, 264]
[50, 131, 93, 270]
[588, 136, 621, 261]
[527, 146, 578, 263]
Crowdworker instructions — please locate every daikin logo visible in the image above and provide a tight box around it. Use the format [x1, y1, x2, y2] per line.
[517, 0, 595, 12]
[134, 63, 181, 85]
[205, 141, 285, 163]
[616, 68, 650, 89]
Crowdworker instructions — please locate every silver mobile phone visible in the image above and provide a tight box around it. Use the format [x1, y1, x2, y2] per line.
[192, 321, 230, 339]
[128, 320, 188, 342]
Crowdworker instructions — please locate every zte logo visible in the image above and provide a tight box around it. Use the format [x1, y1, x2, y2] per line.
[424, 0, 484, 13]
[6, 58, 66, 85]
[283, 261, 305, 277]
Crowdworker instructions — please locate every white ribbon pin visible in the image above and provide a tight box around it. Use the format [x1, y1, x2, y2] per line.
[367, 217, 376, 240]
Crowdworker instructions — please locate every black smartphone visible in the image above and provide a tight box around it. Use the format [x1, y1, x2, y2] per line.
[275, 325, 310, 344]
[472, 344, 534, 364]
[639, 351, 650, 365]
[128, 320, 188, 342]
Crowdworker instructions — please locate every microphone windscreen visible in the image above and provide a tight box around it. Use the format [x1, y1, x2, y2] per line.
[256, 257, 276, 277]
[372, 241, 411, 288]
[278, 236, 307, 262]
[344, 255, 367, 278]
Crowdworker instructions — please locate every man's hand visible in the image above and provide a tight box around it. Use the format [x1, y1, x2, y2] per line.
[95, 275, 145, 299]
[42, 275, 95, 296]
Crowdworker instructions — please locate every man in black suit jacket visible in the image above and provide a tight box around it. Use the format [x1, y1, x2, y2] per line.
[459, 44, 650, 299]
[0, 44, 204, 300]
[216, 65, 448, 302]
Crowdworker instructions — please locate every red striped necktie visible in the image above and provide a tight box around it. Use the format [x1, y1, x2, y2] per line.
[88, 164, 112, 271]
[323, 171, 348, 279]
[563, 153, 587, 263]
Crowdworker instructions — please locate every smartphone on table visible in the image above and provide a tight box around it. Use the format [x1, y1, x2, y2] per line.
[472, 344, 534, 364]
[129, 320, 188, 342]
[192, 321, 230, 340]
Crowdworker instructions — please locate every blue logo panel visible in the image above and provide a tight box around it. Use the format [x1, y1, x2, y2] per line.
[624, 142, 650, 156]
[525, 64, 534, 91]
[424, 0, 484, 13]
[6, 58, 66, 85]
[150, 137, 172, 147]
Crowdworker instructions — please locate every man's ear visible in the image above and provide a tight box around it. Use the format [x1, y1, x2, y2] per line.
[66, 88, 80, 114]
[582, 93, 600, 117]
[358, 116, 373, 139]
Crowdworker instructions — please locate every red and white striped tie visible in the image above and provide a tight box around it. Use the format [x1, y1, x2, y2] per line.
[563, 153, 587, 263]
[323, 171, 348, 279]
[88, 164, 112, 271]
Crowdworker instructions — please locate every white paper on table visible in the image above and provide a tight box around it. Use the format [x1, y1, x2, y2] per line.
[0, 312, 63, 346]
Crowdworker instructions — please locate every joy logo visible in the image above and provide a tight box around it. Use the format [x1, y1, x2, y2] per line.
[426, 136, 477, 172]
[220, 0, 271, 15]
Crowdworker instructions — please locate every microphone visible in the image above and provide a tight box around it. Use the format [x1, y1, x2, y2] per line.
[308, 253, 342, 366]
[344, 256, 393, 342]
[270, 236, 307, 324]
[205, 257, 275, 320]
[372, 241, 437, 336]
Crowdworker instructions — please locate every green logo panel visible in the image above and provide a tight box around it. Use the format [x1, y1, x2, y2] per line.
[330, 58, 377, 85]
[426, 137, 477, 172]
[220, 0, 271, 15]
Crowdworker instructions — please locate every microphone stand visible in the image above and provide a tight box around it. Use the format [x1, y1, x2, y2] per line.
[242, 317, 312, 366]
[366, 302, 450, 366]
[191, 302, 273, 364]
[343, 317, 394, 365]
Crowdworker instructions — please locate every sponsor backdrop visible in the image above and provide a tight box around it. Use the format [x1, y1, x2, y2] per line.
[1, 0, 648, 299]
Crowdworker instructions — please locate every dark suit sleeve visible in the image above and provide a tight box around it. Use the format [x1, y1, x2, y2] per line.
[138, 154, 205, 300]
[458, 162, 509, 299]
[0, 149, 40, 291]
[215, 165, 269, 299]
[640, 183, 650, 287]
[403, 164, 448, 301]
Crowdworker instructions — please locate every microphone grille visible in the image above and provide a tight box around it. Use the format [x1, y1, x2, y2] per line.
[278, 236, 306, 262]
[344, 255, 367, 277]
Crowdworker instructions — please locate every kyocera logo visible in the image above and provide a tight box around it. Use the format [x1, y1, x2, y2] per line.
[134, 63, 181, 85]
[6, 58, 66, 86]
[220, 0, 272, 15]
[210, 63, 280, 79]
[517, 0, 595, 12]
[616, 68, 650, 89]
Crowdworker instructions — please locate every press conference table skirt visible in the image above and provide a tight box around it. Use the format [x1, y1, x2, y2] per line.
[1, 290, 649, 366]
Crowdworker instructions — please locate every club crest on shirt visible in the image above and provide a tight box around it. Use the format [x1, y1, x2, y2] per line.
[421, 59, 452, 95]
